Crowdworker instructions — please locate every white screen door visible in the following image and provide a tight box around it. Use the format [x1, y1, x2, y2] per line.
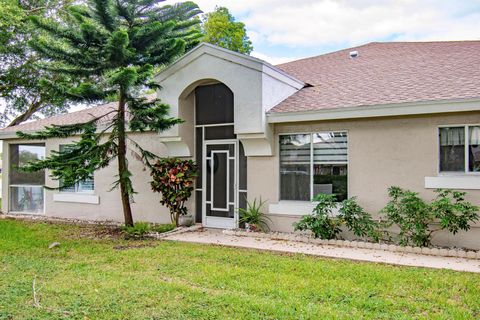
[203, 140, 238, 228]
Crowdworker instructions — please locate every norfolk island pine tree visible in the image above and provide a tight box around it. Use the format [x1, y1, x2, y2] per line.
[17, 0, 203, 226]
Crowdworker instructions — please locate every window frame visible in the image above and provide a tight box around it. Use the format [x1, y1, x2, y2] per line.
[7, 143, 46, 214]
[438, 124, 480, 176]
[58, 144, 95, 194]
[278, 130, 349, 202]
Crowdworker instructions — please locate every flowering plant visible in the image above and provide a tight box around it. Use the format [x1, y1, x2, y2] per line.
[150, 158, 198, 225]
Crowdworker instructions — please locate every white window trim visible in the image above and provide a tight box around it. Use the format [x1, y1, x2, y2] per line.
[425, 124, 480, 190]
[278, 131, 348, 202]
[53, 193, 100, 204]
[438, 124, 480, 175]
[268, 200, 340, 216]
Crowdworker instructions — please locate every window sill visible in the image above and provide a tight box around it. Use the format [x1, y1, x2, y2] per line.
[53, 193, 100, 204]
[425, 176, 480, 190]
[268, 201, 339, 216]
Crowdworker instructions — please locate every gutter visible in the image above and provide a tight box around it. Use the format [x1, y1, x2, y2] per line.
[267, 97, 480, 123]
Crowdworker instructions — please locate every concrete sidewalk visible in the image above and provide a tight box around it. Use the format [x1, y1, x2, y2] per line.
[164, 229, 480, 273]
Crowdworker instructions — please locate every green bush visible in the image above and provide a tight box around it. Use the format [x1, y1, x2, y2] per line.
[338, 197, 383, 242]
[152, 223, 176, 234]
[294, 194, 341, 239]
[121, 222, 151, 238]
[294, 187, 479, 247]
[381, 187, 479, 247]
[430, 189, 479, 234]
[381, 187, 431, 246]
[121, 222, 176, 238]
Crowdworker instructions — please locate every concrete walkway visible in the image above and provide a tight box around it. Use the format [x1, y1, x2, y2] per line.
[164, 229, 480, 273]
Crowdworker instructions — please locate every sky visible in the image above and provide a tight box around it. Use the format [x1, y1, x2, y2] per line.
[174, 0, 480, 64]
[1, 0, 480, 120]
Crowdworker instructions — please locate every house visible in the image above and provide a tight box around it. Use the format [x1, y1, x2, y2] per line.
[1, 41, 480, 248]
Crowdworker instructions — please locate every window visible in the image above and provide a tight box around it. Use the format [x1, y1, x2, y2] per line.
[9, 144, 45, 213]
[280, 132, 348, 201]
[59, 145, 94, 193]
[439, 126, 480, 173]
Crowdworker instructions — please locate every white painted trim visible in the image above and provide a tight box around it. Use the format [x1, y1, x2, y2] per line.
[267, 98, 480, 123]
[268, 201, 340, 216]
[53, 193, 100, 204]
[269, 201, 315, 216]
[154, 43, 305, 88]
[425, 176, 480, 190]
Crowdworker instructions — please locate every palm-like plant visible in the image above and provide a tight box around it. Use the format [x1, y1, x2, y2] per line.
[238, 198, 271, 232]
[17, 0, 202, 227]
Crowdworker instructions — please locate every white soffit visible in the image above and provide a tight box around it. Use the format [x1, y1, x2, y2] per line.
[268, 98, 480, 123]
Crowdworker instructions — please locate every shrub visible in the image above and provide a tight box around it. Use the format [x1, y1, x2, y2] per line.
[338, 197, 382, 242]
[294, 194, 341, 239]
[430, 189, 479, 234]
[381, 186, 431, 246]
[151, 223, 176, 234]
[150, 158, 198, 226]
[238, 198, 271, 232]
[121, 222, 151, 238]
[381, 187, 479, 247]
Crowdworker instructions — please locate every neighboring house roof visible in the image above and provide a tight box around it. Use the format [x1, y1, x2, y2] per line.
[271, 41, 480, 113]
[0, 101, 119, 135]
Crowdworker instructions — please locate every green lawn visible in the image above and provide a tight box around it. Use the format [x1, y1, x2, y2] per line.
[1, 219, 479, 319]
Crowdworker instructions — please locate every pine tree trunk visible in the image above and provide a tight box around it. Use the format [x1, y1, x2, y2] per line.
[117, 91, 134, 227]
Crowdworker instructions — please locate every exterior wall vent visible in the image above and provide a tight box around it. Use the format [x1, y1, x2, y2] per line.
[349, 51, 359, 58]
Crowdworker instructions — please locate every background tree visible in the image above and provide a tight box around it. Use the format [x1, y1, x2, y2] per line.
[202, 6, 253, 54]
[0, 0, 74, 128]
[18, 0, 202, 226]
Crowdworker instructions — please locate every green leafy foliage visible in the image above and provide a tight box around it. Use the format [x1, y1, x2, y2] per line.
[0, 0, 74, 127]
[150, 158, 198, 226]
[381, 187, 433, 247]
[294, 194, 342, 240]
[430, 189, 479, 234]
[238, 198, 271, 232]
[151, 223, 175, 234]
[381, 187, 479, 247]
[121, 222, 151, 238]
[17, 0, 202, 226]
[338, 197, 383, 242]
[121, 222, 175, 238]
[202, 6, 253, 54]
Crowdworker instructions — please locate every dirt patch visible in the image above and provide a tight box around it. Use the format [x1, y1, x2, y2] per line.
[69, 225, 125, 240]
[113, 242, 158, 250]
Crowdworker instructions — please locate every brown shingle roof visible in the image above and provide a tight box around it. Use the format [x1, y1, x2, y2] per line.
[0, 101, 118, 134]
[271, 41, 480, 113]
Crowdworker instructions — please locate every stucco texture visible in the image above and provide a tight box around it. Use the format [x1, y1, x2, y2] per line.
[247, 111, 480, 249]
[2, 133, 190, 224]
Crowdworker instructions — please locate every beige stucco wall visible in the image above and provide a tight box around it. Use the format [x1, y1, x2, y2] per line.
[248, 111, 480, 249]
[3, 109, 480, 249]
[2, 133, 195, 224]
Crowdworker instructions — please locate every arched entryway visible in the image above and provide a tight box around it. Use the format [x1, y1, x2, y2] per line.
[193, 83, 247, 228]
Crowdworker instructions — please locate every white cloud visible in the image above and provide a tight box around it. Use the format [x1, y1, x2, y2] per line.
[166, 0, 480, 59]
[250, 51, 299, 65]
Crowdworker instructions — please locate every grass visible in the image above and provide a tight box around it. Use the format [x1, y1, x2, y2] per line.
[1, 219, 479, 319]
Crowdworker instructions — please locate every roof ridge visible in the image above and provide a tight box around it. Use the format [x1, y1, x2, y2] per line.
[275, 42, 377, 66]
[276, 40, 480, 67]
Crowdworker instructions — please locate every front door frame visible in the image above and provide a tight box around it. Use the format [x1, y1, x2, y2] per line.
[202, 139, 239, 229]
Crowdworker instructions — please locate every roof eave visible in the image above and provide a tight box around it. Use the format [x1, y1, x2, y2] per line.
[154, 43, 305, 88]
[267, 97, 480, 123]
